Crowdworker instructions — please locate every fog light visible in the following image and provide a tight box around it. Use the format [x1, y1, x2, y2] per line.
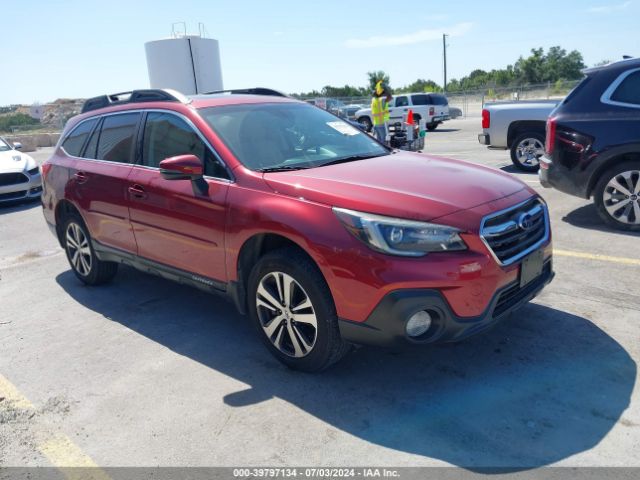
[406, 310, 432, 337]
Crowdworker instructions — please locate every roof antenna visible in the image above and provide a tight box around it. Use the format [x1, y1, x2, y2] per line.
[622, 55, 632, 59]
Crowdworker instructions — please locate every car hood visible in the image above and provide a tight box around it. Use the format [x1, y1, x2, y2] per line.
[263, 152, 527, 222]
[0, 150, 33, 173]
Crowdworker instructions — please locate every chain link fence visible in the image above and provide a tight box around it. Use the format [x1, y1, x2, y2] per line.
[298, 80, 580, 119]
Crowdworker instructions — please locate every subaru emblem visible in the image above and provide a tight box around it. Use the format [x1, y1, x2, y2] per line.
[518, 213, 534, 230]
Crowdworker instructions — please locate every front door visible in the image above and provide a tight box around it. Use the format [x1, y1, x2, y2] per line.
[127, 111, 231, 284]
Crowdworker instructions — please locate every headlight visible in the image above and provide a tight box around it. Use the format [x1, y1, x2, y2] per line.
[333, 207, 467, 257]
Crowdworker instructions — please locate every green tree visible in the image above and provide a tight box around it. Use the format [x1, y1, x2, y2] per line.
[0, 113, 40, 133]
[396, 79, 442, 94]
[367, 70, 390, 92]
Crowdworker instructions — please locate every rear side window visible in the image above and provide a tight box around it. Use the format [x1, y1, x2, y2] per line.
[83, 119, 102, 159]
[61, 119, 97, 157]
[142, 112, 229, 179]
[96, 113, 141, 163]
[410, 94, 431, 105]
[611, 70, 640, 105]
[430, 94, 449, 106]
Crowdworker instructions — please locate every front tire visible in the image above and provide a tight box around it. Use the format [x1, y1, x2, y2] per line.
[358, 116, 372, 133]
[247, 248, 350, 372]
[62, 214, 118, 285]
[594, 162, 640, 231]
[510, 132, 544, 172]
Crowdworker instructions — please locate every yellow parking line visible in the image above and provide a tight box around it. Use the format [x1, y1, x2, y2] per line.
[0, 373, 35, 410]
[554, 249, 640, 266]
[0, 373, 110, 479]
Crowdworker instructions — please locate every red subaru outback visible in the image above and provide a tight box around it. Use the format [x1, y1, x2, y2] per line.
[41, 88, 553, 372]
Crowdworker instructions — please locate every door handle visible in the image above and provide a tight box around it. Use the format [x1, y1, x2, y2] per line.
[74, 172, 88, 184]
[128, 184, 147, 199]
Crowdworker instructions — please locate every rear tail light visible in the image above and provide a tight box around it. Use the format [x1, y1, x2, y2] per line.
[429, 107, 435, 116]
[41, 161, 52, 179]
[545, 117, 557, 155]
[482, 109, 490, 129]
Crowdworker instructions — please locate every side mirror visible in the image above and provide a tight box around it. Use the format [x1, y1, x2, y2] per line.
[13, 142, 23, 150]
[159, 154, 203, 181]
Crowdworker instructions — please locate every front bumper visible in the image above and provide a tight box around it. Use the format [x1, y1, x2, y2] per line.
[0, 172, 42, 203]
[339, 259, 554, 348]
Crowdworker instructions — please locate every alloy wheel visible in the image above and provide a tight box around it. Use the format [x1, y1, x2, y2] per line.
[603, 169, 640, 225]
[65, 222, 92, 276]
[256, 271, 318, 358]
[516, 138, 544, 167]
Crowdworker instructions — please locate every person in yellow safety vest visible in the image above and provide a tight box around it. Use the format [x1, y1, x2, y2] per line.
[371, 80, 392, 143]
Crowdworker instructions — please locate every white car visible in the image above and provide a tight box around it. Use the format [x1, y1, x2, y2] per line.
[0, 137, 42, 203]
[355, 92, 450, 132]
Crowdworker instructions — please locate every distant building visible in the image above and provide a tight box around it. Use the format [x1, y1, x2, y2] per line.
[30, 104, 44, 120]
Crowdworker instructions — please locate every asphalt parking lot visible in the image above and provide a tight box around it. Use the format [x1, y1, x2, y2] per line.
[0, 117, 638, 471]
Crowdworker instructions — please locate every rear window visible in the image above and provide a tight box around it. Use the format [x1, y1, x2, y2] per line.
[61, 119, 97, 157]
[96, 113, 141, 163]
[611, 70, 640, 105]
[561, 76, 590, 105]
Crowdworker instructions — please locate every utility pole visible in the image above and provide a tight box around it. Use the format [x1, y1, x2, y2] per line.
[443, 33, 448, 94]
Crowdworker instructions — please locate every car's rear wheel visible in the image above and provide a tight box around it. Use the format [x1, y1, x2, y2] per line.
[594, 162, 640, 231]
[426, 122, 438, 131]
[510, 132, 544, 172]
[247, 248, 350, 372]
[358, 116, 372, 132]
[63, 214, 118, 284]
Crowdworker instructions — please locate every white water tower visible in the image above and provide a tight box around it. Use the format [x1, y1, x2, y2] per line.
[145, 24, 223, 95]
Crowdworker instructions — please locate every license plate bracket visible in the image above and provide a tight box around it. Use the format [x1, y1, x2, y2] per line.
[519, 249, 544, 288]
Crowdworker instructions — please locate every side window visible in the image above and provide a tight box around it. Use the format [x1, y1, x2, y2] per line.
[611, 70, 640, 105]
[61, 119, 97, 157]
[142, 112, 229, 179]
[83, 119, 102, 159]
[395, 96, 409, 107]
[96, 113, 141, 163]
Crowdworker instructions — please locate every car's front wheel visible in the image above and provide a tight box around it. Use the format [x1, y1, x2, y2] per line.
[63, 214, 118, 284]
[247, 248, 350, 372]
[594, 162, 640, 231]
[357, 116, 372, 132]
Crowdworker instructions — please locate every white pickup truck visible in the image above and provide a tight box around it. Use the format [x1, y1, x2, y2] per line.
[478, 100, 559, 172]
[355, 92, 450, 132]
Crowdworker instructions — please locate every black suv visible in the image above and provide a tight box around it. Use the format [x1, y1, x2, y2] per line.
[540, 57, 640, 231]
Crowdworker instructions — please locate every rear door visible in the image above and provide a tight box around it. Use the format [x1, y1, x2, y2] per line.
[68, 112, 141, 253]
[127, 111, 231, 284]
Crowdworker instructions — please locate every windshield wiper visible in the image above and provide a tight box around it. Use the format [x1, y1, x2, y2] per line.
[258, 165, 309, 173]
[317, 153, 386, 167]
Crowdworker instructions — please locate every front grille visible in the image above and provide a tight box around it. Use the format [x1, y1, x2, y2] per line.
[0, 190, 27, 201]
[481, 197, 549, 265]
[0, 172, 29, 187]
[493, 261, 552, 318]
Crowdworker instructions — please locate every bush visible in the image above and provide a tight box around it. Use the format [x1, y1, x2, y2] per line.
[0, 113, 40, 133]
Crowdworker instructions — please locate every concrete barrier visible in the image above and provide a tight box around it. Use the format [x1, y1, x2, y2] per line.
[5, 133, 60, 152]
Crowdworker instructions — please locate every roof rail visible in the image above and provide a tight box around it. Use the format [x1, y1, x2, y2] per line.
[81, 89, 190, 113]
[202, 87, 289, 97]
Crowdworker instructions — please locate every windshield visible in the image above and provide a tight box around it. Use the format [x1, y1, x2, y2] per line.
[0, 138, 11, 152]
[200, 103, 389, 171]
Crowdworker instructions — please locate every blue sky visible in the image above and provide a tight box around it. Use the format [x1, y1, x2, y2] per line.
[2, 0, 638, 105]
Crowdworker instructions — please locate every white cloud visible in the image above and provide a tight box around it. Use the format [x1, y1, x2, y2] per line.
[588, 1, 631, 13]
[345, 22, 473, 49]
